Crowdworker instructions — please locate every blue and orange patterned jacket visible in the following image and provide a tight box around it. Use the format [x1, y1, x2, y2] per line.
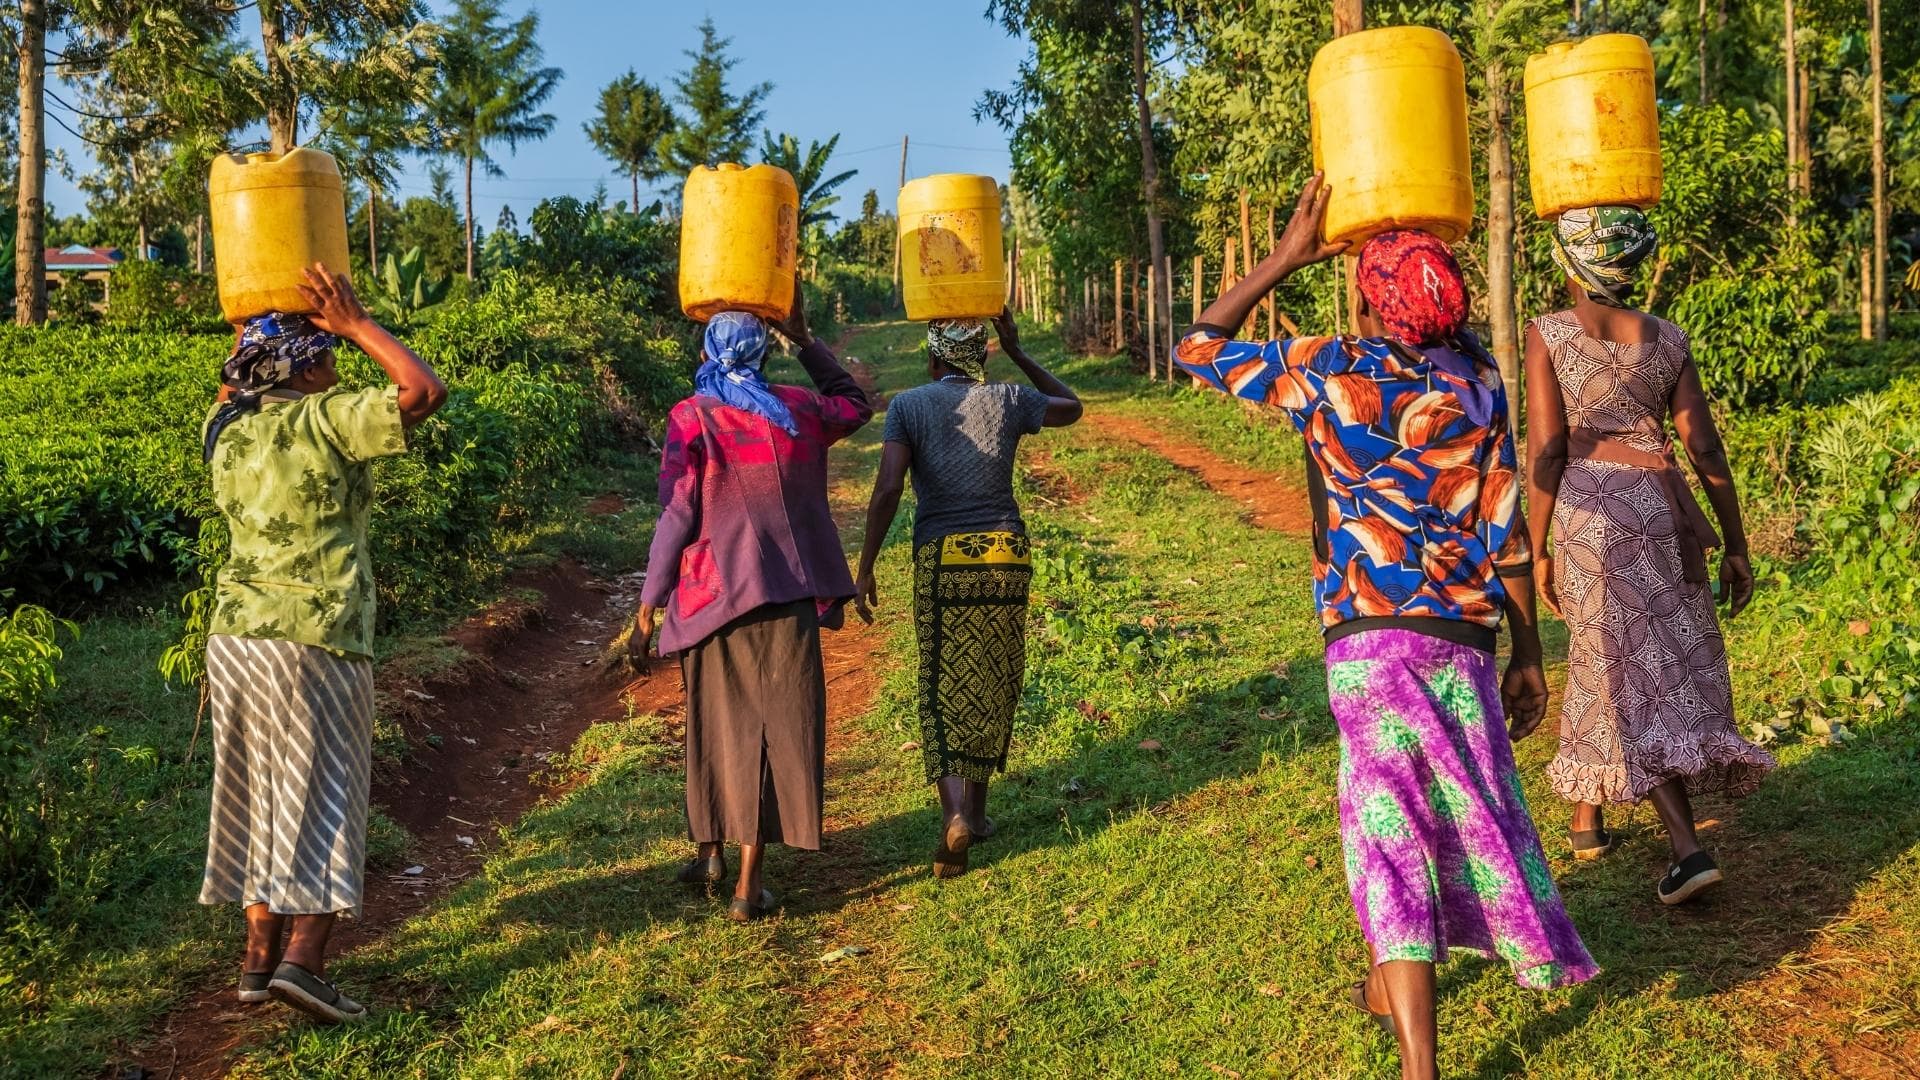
[1172, 325, 1530, 651]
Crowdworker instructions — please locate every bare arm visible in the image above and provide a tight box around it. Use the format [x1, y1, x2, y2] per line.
[1670, 352, 1755, 617]
[298, 264, 446, 429]
[991, 308, 1082, 427]
[1499, 569, 1550, 740]
[853, 442, 912, 623]
[1523, 323, 1569, 618]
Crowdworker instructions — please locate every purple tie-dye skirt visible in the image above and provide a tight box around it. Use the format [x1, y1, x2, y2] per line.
[1327, 628, 1598, 990]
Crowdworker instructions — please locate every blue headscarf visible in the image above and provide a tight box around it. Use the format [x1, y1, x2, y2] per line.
[203, 312, 337, 463]
[696, 311, 797, 435]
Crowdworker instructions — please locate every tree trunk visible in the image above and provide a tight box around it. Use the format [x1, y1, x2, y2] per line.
[1860, 246, 1873, 341]
[632, 171, 640, 213]
[260, 0, 296, 153]
[1486, 57, 1520, 404]
[14, 0, 46, 326]
[1870, 0, 1887, 341]
[1697, 0, 1708, 103]
[196, 213, 205, 274]
[1783, 0, 1798, 198]
[1795, 63, 1810, 193]
[1129, 0, 1169, 361]
[464, 154, 477, 280]
[368, 182, 379, 267]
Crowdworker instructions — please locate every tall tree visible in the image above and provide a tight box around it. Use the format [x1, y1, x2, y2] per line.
[15, 0, 46, 325]
[319, 98, 428, 268]
[657, 18, 771, 174]
[759, 132, 856, 227]
[245, 1, 437, 155]
[584, 70, 676, 210]
[1129, 0, 1169, 358]
[428, 0, 563, 278]
[1869, 0, 1886, 340]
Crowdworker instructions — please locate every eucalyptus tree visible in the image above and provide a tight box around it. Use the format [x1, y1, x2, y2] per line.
[657, 18, 771, 174]
[584, 70, 676, 210]
[427, 0, 562, 278]
[759, 132, 856, 227]
[237, 0, 437, 155]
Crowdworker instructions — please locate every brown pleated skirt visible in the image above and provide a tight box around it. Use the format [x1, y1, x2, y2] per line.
[680, 599, 826, 850]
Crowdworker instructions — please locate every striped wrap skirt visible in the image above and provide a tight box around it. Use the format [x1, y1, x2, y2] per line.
[199, 633, 375, 917]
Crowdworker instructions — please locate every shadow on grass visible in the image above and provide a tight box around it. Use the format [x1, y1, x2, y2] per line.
[1457, 708, 1920, 1077]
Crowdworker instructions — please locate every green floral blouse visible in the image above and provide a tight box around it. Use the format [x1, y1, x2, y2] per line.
[204, 385, 406, 659]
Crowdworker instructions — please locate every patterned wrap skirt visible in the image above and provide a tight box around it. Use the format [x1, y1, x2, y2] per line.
[199, 633, 375, 917]
[1547, 459, 1775, 804]
[1328, 628, 1597, 990]
[913, 531, 1033, 783]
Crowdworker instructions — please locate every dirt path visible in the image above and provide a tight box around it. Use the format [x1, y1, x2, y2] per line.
[1081, 409, 1313, 535]
[129, 548, 641, 1079]
[124, 336, 896, 1080]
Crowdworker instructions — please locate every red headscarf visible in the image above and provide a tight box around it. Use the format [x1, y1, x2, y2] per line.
[1356, 230, 1469, 346]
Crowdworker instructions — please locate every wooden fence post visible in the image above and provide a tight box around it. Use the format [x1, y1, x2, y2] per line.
[1192, 253, 1203, 324]
[1265, 205, 1278, 340]
[1239, 191, 1255, 337]
[1112, 259, 1123, 353]
[1163, 255, 1176, 383]
[1147, 260, 1158, 380]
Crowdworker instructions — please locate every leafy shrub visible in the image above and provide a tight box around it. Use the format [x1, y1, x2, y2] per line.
[46, 273, 102, 326]
[0, 604, 80, 919]
[1667, 262, 1831, 407]
[520, 196, 675, 303]
[370, 245, 453, 329]
[103, 261, 224, 333]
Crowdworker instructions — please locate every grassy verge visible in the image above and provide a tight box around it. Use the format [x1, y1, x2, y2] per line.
[0, 453, 658, 1079]
[206, 322, 1916, 1077]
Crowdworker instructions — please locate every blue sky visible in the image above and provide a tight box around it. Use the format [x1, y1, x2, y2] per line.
[44, 1, 1026, 231]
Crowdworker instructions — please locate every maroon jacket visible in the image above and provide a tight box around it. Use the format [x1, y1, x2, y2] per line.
[641, 340, 873, 654]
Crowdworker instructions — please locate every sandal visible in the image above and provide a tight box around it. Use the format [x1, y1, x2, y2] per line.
[1348, 980, 1394, 1037]
[932, 815, 973, 879]
[728, 888, 777, 922]
[972, 816, 997, 841]
[268, 962, 368, 1024]
[677, 853, 727, 884]
[238, 970, 273, 1004]
[1569, 828, 1616, 861]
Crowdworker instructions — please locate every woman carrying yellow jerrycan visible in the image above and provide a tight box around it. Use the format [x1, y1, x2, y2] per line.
[853, 309, 1081, 879]
[1172, 177, 1596, 1079]
[199, 266, 447, 1024]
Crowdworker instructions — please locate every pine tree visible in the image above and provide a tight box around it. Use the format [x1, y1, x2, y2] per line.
[584, 71, 677, 210]
[657, 18, 772, 174]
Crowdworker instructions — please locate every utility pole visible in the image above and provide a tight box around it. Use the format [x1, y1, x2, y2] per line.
[893, 135, 908, 306]
[1870, 0, 1887, 341]
[1334, 0, 1363, 333]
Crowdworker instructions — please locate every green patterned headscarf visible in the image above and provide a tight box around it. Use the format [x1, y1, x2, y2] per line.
[1550, 205, 1658, 307]
[927, 318, 990, 381]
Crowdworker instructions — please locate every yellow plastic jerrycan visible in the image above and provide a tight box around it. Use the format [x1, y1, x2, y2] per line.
[1308, 26, 1474, 245]
[678, 163, 799, 322]
[208, 147, 353, 323]
[898, 174, 1006, 321]
[1524, 34, 1661, 219]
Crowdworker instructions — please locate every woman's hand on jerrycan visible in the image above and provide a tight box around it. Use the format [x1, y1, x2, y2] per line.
[773, 271, 812, 348]
[1269, 173, 1350, 275]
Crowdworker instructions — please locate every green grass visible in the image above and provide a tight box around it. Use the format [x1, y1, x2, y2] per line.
[177, 321, 1918, 1078]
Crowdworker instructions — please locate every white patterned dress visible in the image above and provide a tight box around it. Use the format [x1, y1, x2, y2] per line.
[1531, 311, 1775, 804]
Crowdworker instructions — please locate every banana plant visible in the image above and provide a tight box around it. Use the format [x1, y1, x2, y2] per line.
[372, 246, 451, 327]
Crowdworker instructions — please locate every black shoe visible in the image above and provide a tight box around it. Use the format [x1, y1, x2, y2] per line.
[238, 970, 273, 1004]
[1569, 828, 1616, 861]
[728, 888, 777, 922]
[1657, 851, 1723, 906]
[267, 962, 368, 1024]
[677, 854, 726, 884]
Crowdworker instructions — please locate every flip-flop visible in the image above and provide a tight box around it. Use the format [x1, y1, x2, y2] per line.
[933, 815, 973, 879]
[1348, 980, 1394, 1037]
